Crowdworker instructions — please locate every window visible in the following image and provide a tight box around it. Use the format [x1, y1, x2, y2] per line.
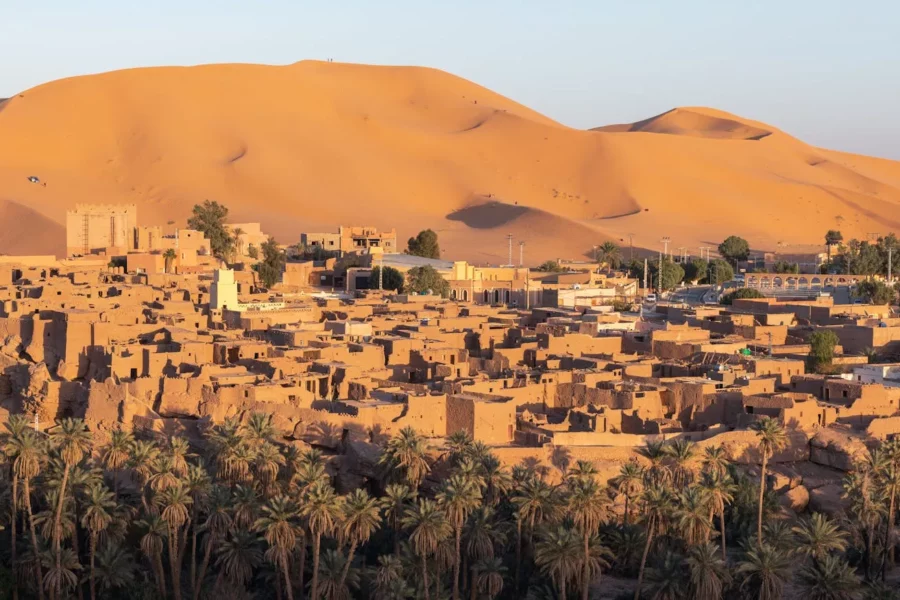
[842, 390, 848, 398]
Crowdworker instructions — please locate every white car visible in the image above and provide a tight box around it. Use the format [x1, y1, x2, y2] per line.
[644, 294, 657, 303]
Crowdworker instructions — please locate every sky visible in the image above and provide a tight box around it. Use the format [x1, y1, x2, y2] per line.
[2, 0, 898, 159]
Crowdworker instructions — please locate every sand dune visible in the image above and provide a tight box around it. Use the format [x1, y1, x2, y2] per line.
[0, 61, 898, 263]
[593, 107, 773, 140]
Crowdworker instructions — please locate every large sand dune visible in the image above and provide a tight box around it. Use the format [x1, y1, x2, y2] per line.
[0, 61, 898, 263]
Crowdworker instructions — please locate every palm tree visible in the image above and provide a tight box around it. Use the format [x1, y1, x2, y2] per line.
[184, 463, 210, 594]
[664, 439, 697, 489]
[473, 557, 506, 599]
[93, 543, 137, 595]
[215, 529, 263, 588]
[256, 495, 299, 600]
[792, 512, 849, 565]
[675, 485, 712, 546]
[157, 482, 193, 600]
[437, 474, 482, 600]
[567, 477, 609, 600]
[163, 248, 177, 273]
[749, 417, 786, 543]
[193, 486, 232, 600]
[373, 554, 409, 600]
[99, 428, 132, 496]
[301, 483, 344, 600]
[511, 476, 558, 592]
[139, 514, 168, 598]
[634, 484, 672, 600]
[686, 542, 730, 600]
[381, 484, 412, 556]
[534, 526, 581, 600]
[3, 415, 44, 600]
[637, 440, 669, 486]
[338, 489, 381, 590]
[611, 460, 643, 526]
[127, 439, 159, 513]
[795, 554, 861, 600]
[41, 546, 81, 598]
[736, 543, 793, 600]
[596, 241, 621, 269]
[402, 498, 452, 600]
[316, 549, 358, 600]
[645, 550, 689, 600]
[48, 417, 91, 596]
[877, 442, 900, 576]
[81, 483, 116, 600]
[379, 427, 431, 488]
[698, 470, 736, 559]
[701, 444, 729, 478]
[479, 455, 513, 506]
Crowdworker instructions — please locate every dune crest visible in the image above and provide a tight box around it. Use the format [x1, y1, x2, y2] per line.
[0, 62, 898, 261]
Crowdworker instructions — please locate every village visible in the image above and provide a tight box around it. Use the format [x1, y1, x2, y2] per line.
[0, 204, 894, 514]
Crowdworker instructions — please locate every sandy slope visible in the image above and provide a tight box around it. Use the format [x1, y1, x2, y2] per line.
[0, 62, 898, 263]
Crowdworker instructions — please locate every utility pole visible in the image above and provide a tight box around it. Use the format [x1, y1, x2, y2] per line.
[643, 258, 648, 290]
[507, 234, 513, 267]
[627, 233, 635, 261]
[659, 237, 670, 293]
[378, 254, 383, 290]
[519, 241, 525, 267]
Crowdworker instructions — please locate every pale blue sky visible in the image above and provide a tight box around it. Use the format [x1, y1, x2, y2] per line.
[2, 0, 898, 158]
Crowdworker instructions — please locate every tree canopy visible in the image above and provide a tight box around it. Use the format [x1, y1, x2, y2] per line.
[825, 230, 844, 245]
[809, 329, 839, 373]
[188, 200, 234, 261]
[719, 288, 765, 305]
[255, 237, 285, 288]
[537, 260, 565, 273]
[406, 230, 441, 259]
[406, 265, 449, 297]
[650, 258, 684, 292]
[683, 258, 708, 284]
[707, 259, 734, 284]
[855, 280, 896, 305]
[717, 236, 750, 265]
[369, 266, 405, 292]
[772, 260, 800, 274]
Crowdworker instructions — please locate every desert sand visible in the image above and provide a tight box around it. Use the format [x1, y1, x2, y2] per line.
[0, 61, 898, 263]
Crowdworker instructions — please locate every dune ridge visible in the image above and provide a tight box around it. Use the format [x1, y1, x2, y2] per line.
[0, 61, 898, 262]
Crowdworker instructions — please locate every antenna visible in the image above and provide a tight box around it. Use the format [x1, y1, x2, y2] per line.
[519, 241, 525, 267]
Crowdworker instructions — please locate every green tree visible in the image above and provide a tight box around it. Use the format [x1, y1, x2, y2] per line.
[686, 542, 730, 600]
[163, 248, 177, 274]
[720, 287, 765, 305]
[255, 237, 285, 288]
[795, 554, 861, 600]
[255, 495, 299, 600]
[301, 484, 344, 600]
[809, 329, 840, 373]
[188, 200, 234, 260]
[437, 474, 482, 600]
[707, 258, 734, 283]
[683, 258, 708, 283]
[407, 229, 441, 259]
[537, 260, 565, 273]
[718, 235, 750, 266]
[792, 512, 849, 565]
[649, 258, 684, 292]
[406, 265, 450, 297]
[338, 489, 382, 590]
[772, 260, 800, 274]
[81, 483, 116, 600]
[247, 244, 258, 259]
[403, 499, 452, 600]
[567, 477, 609, 600]
[633, 485, 672, 600]
[737, 543, 793, 600]
[856, 280, 896, 305]
[534, 526, 581, 600]
[369, 266, 405, 292]
[596, 242, 621, 269]
[750, 417, 787, 544]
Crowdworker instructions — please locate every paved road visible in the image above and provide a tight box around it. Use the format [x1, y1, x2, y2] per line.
[669, 285, 714, 305]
